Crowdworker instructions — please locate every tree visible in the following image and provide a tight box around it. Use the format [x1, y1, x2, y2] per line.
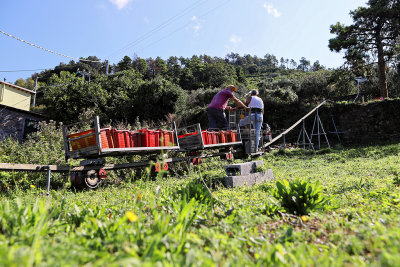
[264, 54, 278, 69]
[290, 59, 297, 69]
[280, 57, 286, 69]
[132, 56, 148, 76]
[41, 71, 108, 123]
[329, 0, 400, 98]
[131, 77, 185, 120]
[116, 56, 132, 72]
[166, 56, 181, 83]
[297, 57, 311, 72]
[312, 60, 325, 72]
[154, 56, 168, 76]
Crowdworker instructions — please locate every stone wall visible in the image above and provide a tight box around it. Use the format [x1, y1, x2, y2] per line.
[0, 106, 44, 143]
[316, 100, 400, 146]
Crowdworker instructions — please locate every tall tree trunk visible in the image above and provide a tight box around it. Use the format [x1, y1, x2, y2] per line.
[376, 29, 388, 98]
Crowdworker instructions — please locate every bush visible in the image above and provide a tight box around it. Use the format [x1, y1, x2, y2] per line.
[0, 121, 66, 192]
[273, 178, 327, 215]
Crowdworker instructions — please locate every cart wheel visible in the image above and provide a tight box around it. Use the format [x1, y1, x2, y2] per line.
[163, 162, 168, 171]
[155, 163, 161, 172]
[85, 170, 101, 189]
[198, 158, 203, 165]
[225, 153, 230, 160]
[230, 153, 234, 160]
[98, 169, 107, 180]
[192, 158, 198, 165]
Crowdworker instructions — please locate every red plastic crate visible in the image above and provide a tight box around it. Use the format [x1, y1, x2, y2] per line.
[68, 129, 96, 151]
[123, 131, 131, 148]
[100, 128, 114, 149]
[163, 130, 170, 146]
[139, 129, 156, 147]
[201, 130, 208, 145]
[113, 130, 126, 148]
[168, 131, 175, 146]
[218, 131, 226, 143]
[131, 131, 141, 147]
[154, 130, 161, 147]
[226, 130, 237, 143]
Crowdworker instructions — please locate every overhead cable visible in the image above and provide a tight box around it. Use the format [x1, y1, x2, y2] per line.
[0, 69, 47, 73]
[136, 0, 231, 53]
[108, 0, 209, 59]
[0, 29, 101, 63]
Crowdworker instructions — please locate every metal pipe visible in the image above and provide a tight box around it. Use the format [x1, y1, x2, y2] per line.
[46, 166, 51, 196]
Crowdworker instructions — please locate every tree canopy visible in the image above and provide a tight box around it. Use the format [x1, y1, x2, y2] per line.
[329, 0, 400, 98]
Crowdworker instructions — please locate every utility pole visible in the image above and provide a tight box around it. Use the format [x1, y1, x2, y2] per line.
[77, 69, 91, 84]
[32, 76, 38, 107]
[105, 60, 109, 75]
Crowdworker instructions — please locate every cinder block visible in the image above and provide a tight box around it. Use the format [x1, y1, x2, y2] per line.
[224, 169, 274, 188]
[224, 160, 264, 176]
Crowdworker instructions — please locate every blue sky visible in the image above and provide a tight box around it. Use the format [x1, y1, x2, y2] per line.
[1, 0, 367, 83]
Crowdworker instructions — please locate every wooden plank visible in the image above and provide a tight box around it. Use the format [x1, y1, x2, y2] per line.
[0, 163, 71, 172]
[264, 100, 327, 148]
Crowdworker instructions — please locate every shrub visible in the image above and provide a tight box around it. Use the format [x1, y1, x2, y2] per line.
[273, 178, 327, 215]
[0, 121, 66, 192]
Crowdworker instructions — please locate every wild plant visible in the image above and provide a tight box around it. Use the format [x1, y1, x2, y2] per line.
[273, 178, 327, 215]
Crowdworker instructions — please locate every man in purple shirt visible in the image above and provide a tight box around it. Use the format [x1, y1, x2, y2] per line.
[207, 85, 247, 130]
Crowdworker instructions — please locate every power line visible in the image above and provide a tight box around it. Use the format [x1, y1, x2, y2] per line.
[0, 29, 101, 63]
[0, 69, 47, 73]
[136, 0, 231, 54]
[108, 0, 210, 59]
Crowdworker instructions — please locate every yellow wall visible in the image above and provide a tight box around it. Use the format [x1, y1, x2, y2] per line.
[0, 84, 32, 111]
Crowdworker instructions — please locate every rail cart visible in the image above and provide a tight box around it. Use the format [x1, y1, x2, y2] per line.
[0, 110, 272, 191]
[62, 116, 181, 188]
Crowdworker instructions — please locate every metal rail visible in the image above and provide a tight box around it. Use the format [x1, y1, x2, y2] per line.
[0, 150, 237, 194]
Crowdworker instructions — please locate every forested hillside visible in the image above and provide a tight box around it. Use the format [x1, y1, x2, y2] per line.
[12, 52, 399, 129]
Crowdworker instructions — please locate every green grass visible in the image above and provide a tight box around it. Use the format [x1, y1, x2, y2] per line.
[2, 143, 400, 266]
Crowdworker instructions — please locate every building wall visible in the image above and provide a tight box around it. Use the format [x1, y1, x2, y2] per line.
[0, 83, 32, 111]
[0, 107, 43, 143]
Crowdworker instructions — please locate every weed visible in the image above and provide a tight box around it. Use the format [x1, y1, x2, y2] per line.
[273, 178, 327, 215]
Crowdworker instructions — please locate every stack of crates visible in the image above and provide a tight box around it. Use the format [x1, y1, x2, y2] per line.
[114, 128, 176, 148]
[199, 130, 238, 145]
[69, 127, 176, 151]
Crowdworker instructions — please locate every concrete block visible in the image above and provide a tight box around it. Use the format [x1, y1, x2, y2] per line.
[224, 160, 264, 176]
[224, 169, 274, 188]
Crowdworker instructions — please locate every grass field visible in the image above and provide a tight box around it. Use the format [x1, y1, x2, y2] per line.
[1, 143, 400, 266]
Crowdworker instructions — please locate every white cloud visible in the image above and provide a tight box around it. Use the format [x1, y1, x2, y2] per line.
[109, 0, 132, 10]
[263, 3, 281, 18]
[191, 16, 201, 33]
[229, 34, 242, 45]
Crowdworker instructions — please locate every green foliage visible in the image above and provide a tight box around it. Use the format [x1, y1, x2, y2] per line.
[132, 76, 185, 121]
[174, 180, 214, 206]
[41, 71, 108, 123]
[329, 0, 400, 98]
[273, 178, 327, 215]
[3, 144, 400, 265]
[0, 121, 67, 192]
